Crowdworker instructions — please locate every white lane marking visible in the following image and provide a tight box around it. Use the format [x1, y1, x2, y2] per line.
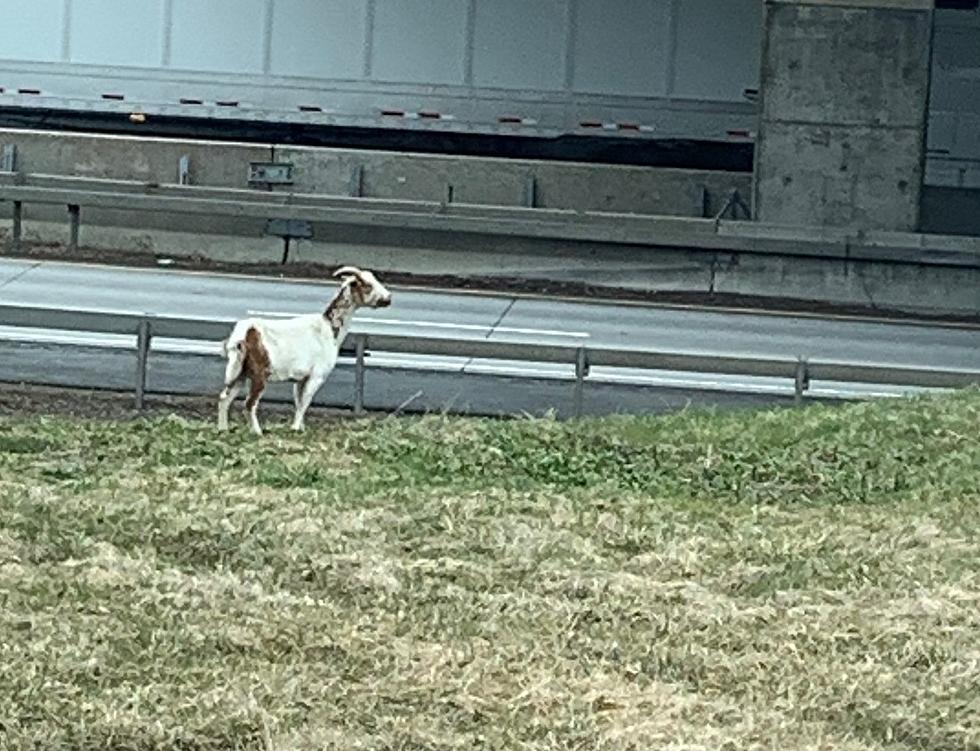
[361, 317, 590, 339]
[246, 310, 590, 339]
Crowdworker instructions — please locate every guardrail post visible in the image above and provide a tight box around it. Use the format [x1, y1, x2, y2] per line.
[0, 144, 16, 172]
[68, 204, 80, 253]
[11, 201, 22, 253]
[135, 319, 152, 410]
[349, 165, 363, 197]
[178, 155, 190, 185]
[523, 176, 537, 208]
[573, 347, 589, 418]
[794, 356, 810, 406]
[353, 334, 367, 415]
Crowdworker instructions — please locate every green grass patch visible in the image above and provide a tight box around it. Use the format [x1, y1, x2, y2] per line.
[1, 390, 979, 749]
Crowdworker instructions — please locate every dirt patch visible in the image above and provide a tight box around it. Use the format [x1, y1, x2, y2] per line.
[0, 381, 355, 423]
[9, 242, 980, 326]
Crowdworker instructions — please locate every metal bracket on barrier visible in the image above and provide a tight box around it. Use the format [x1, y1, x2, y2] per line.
[714, 188, 752, 225]
[10, 200, 22, 253]
[178, 155, 190, 185]
[349, 165, 363, 197]
[698, 185, 709, 218]
[523, 176, 537, 208]
[1, 144, 16, 173]
[68, 204, 81, 253]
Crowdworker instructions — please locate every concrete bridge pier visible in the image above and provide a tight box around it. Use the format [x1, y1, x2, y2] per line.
[753, 0, 934, 232]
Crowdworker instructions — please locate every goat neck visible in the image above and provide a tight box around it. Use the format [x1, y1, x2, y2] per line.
[323, 281, 360, 344]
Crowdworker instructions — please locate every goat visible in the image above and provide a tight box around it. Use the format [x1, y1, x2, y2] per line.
[217, 265, 392, 435]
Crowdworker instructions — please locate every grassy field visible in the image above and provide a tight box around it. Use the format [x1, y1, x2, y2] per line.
[1, 390, 978, 750]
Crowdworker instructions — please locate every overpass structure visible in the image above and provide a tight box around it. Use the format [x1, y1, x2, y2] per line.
[1, 1, 979, 317]
[1, 1, 978, 222]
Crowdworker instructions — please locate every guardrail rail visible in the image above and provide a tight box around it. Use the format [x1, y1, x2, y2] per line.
[1, 303, 977, 417]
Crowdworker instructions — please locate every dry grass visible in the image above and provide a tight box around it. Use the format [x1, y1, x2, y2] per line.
[1, 389, 979, 750]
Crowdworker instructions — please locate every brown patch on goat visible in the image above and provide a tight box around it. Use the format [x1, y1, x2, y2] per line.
[242, 327, 270, 409]
[324, 283, 358, 338]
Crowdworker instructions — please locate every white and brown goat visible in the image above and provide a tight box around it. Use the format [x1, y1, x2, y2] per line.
[217, 266, 392, 435]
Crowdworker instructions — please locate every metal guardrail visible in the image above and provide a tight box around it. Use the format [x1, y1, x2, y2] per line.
[3, 173, 980, 266]
[1, 303, 978, 416]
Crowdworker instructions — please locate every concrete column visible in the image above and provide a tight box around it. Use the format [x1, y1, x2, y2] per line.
[753, 0, 934, 231]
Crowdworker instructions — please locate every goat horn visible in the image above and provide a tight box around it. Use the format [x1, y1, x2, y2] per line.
[333, 265, 364, 281]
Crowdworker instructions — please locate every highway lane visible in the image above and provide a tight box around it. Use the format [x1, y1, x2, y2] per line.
[0, 258, 977, 410]
[3, 259, 979, 364]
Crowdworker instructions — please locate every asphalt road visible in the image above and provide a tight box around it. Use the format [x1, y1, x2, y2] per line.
[1, 258, 978, 416]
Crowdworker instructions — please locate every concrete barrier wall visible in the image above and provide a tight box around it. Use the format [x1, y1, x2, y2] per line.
[276, 147, 528, 207]
[1, 129, 750, 217]
[277, 144, 751, 216]
[16, 202, 272, 261]
[530, 163, 743, 216]
[3, 130, 271, 187]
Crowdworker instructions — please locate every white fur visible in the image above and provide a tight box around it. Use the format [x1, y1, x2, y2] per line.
[217, 267, 391, 435]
